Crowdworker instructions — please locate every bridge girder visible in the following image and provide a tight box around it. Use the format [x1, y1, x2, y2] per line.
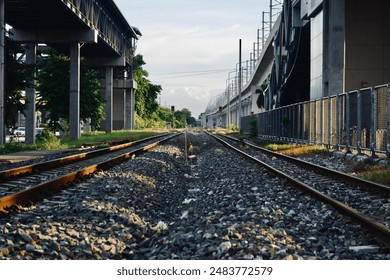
[6, 0, 139, 64]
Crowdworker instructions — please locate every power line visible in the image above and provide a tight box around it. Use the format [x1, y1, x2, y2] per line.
[153, 68, 235, 79]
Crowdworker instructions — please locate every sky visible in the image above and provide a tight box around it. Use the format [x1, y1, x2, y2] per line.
[114, 0, 271, 118]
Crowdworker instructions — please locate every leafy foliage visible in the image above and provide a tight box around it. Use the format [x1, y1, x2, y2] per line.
[4, 38, 32, 127]
[174, 108, 196, 128]
[133, 55, 161, 120]
[249, 115, 258, 138]
[36, 129, 62, 149]
[36, 49, 104, 132]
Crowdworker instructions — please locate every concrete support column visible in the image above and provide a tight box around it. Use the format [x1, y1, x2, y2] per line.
[0, 0, 5, 144]
[125, 66, 135, 130]
[25, 43, 37, 144]
[69, 42, 80, 140]
[113, 69, 126, 130]
[122, 70, 129, 130]
[125, 88, 135, 130]
[324, 0, 345, 95]
[105, 66, 113, 133]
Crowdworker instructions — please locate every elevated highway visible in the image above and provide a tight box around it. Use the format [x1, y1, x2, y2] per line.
[201, 16, 278, 129]
[0, 0, 140, 143]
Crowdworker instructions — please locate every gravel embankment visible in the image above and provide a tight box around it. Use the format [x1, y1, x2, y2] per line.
[0, 131, 389, 260]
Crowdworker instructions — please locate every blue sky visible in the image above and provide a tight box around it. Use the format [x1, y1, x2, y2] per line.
[115, 0, 270, 117]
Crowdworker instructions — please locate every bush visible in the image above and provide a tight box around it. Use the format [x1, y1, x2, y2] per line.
[36, 130, 63, 150]
[229, 123, 238, 131]
[249, 116, 258, 138]
[134, 113, 168, 129]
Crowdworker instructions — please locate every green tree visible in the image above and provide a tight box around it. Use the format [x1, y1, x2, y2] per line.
[4, 38, 32, 128]
[80, 69, 104, 129]
[156, 106, 173, 123]
[133, 55, 162, 120]
[36, 49, 104, 131]
[174, 108, 196, 128]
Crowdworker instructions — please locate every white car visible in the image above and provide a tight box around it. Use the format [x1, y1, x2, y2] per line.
[13, 127, 25, 136]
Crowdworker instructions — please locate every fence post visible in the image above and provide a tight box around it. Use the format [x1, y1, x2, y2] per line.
[336, 92, 340, 150]
[313, 100, 317, 144]
[387, 84, 390, 163]
[346, 92, 351, 153]
[291, 105, 295, 140]
[370, 87, 377, 157]
[307, 101, 311, 143]
[328, 96, 331, 149]
[320, 98, 324, 145]
[357, 89, 362, 155]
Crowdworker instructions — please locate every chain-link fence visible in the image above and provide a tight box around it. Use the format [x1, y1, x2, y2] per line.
[241, 84, 390, 160]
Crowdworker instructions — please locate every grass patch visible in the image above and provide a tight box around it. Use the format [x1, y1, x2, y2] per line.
[264, 143, 327, 157]
[0, 143, 39, 155]
[264, 143, 295, 151]
[211, 128, 231, 135]
[60, 130, 166, 148]
[352, 158, 390, 185]
[0, 129, 168, 155]
[359, 166, 390, 185]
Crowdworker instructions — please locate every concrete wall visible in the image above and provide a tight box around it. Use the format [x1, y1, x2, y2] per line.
[345, 0, 390, 90]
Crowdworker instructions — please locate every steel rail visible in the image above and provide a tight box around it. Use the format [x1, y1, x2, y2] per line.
[0, 133, 171, 181]
[221, 134, 390, 194]
[207, 132, 390, 246]
[0, 133, 180, 212]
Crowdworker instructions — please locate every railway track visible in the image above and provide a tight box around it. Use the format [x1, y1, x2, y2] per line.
[208, 132, 390, 246]
[1, 130, 389, 260]
[0, 133, 180, 213]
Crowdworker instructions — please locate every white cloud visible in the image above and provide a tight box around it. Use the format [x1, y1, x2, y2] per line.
[160, 86, 213, 118]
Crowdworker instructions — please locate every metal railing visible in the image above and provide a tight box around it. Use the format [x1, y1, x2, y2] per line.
[62, 0, 137, 63]
[241, 84, 390, 161]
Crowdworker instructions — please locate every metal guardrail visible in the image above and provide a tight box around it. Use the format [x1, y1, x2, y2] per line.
[241, 84, 390, 162]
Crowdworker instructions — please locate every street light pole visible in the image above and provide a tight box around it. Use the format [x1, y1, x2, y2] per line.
[226, 70, 236, 128]
[238, 39, 242, 128]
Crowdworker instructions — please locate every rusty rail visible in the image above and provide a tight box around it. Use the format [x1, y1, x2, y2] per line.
[0, 133, 180, 212]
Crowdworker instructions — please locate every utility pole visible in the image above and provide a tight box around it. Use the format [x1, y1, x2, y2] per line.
[238, 39, 242, 128]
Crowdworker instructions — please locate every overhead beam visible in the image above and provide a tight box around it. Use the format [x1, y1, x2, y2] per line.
[84, 56, 126, 68]
[10, 28, 98, 43]
[114, 79, 137, 90]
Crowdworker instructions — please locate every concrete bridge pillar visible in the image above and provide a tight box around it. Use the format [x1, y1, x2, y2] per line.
[125, 67, 136, 130]
[105, 66, 114, 133]
[25, 43, 36, 144]
[69, 42, 81, 140]
[10, 28, 97, 141]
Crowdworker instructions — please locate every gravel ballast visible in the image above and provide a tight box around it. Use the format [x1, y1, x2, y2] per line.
[0, 131, 389, 260]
